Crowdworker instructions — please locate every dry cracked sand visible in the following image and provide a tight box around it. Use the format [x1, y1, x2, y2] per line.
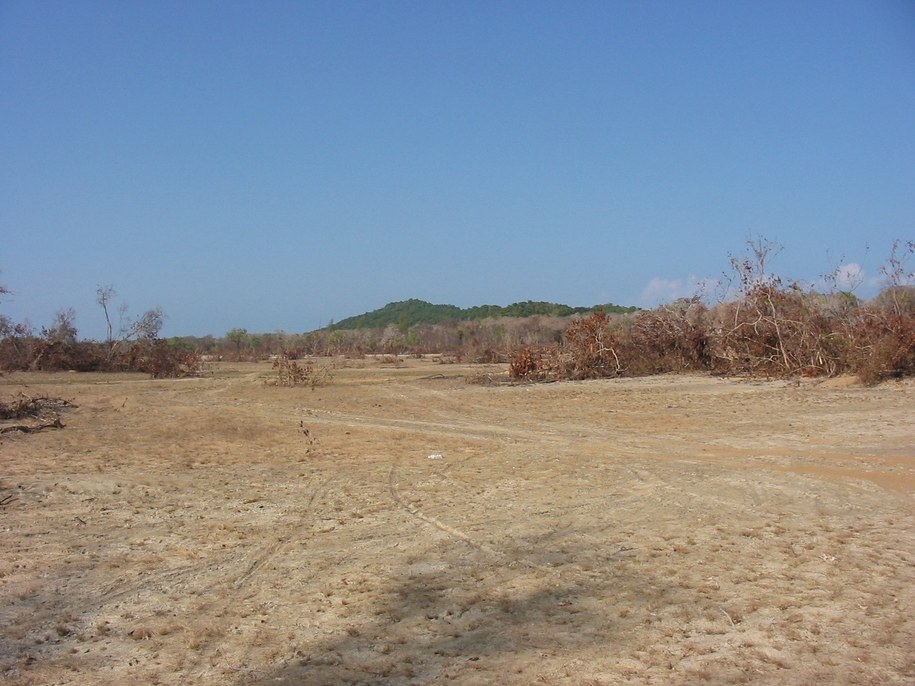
[1, 359, 913, 685]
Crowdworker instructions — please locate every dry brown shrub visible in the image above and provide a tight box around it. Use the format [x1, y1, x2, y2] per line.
[271, 355, 313, 386]
[711, 285, 848, 377]
[0, 336, 201, 377]
[562, 310, 622, 379]
[124, 340, 203, 378]
[508, 346, 562, 381]
[848, 307, 915, 383]
[507, 241, 915, 384]
[269, 355, 333, 388]
[613, 301, 712, 375]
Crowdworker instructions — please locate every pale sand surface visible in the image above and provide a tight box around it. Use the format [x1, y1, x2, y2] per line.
[1, 360, 913, 685]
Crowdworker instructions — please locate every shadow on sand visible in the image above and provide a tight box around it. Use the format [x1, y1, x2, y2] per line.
[238, 533, 649, 685]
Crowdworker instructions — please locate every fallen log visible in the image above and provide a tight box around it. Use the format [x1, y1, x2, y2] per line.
[0, 418, 64, 434]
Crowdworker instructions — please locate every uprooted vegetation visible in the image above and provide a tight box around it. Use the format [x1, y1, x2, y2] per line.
[2, 240, 911, 384]
[0, 283, 203, 378]
[0, 393, 75, 435]
[267, 354, 333, 388]
[0, 337, 203, 378]
[511, 240, 915, 384]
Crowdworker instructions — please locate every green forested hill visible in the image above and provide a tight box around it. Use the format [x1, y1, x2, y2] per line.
[332, 299, 637, 330]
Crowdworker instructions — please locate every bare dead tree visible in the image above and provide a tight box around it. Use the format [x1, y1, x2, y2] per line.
[96, 285, 165, 363]
[96, 285, 116, 343]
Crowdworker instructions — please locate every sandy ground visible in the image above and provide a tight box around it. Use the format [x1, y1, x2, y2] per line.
[1, 359, 913, 685]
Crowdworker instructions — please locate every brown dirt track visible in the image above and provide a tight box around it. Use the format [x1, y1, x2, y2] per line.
[1, 359, 913, 685]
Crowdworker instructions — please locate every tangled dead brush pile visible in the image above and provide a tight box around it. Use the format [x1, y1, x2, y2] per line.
[0, 393, 76, 435]
[510, 293, 915, 384]
[511, 240, 915, 385]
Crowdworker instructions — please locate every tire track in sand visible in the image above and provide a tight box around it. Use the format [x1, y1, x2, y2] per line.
[168, 476, 337, 681]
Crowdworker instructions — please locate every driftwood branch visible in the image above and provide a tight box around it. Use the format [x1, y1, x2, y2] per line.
[0, 418, 65, 434]
[0, 394, 75, 420]
[0, 394, 73, 437]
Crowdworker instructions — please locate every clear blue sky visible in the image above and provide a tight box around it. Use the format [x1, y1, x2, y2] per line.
[2, 1, 913, 338]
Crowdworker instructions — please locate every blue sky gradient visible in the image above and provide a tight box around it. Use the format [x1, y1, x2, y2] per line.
[2, 1, 914, 337]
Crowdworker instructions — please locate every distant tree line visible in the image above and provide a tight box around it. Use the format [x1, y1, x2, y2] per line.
[167, 316, 574, 363]
[0, 285, 199, 377]
[2, 240, 912, 384]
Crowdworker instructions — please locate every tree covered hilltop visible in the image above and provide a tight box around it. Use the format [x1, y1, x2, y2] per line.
[333, 299, 638, 330]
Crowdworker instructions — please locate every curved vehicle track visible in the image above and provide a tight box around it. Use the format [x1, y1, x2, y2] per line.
[1, 361, 912, 686]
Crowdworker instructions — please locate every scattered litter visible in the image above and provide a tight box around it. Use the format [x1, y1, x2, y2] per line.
[427, 453, 444, 460]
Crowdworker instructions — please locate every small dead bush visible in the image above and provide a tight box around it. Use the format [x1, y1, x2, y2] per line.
[849, 309, 915, 383]
[0, 393, 75, 436]
[562, 310, 622, 379]
[508, 346, 562, 381]
[614, 302, 712, 375]
[124, 339, 203, 378]
[270, 355, 333, 388]
[272, 356, 312, 386]
[0, 394, 75, 420]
